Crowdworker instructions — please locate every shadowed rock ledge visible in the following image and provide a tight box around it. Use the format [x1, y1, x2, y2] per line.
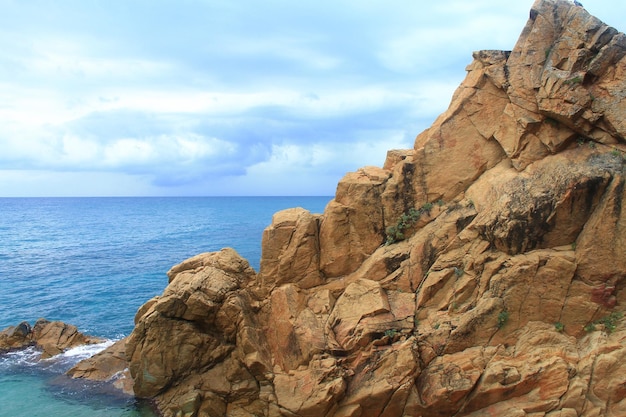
[69, 1, 626, 416]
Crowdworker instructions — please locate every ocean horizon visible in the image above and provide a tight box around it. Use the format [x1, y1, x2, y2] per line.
[0, 196, 332, 416]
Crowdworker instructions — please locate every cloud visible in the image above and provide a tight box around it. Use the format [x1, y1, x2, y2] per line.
[250, 133, 412, 176]
[0, 82, 422, 176]
[1, 0, 625, 196]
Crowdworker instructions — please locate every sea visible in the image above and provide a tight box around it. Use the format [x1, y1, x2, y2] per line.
[0, 196, 332, 416]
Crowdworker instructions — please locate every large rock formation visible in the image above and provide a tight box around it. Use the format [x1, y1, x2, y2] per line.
[76, 1, 626, 415]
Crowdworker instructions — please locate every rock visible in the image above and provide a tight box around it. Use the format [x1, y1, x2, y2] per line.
[274, 356, 347, 417]
[327, 279, 392, 352]
[66, 338, 133, 395]
[0, 321, 32, 351]
[468, 150, 615, 255]
[32, 318, 103, 359]
[334, 339, 418, 417]
[125, 247, 268, 411]
[575, 173, 626, 283]
[105, 1, 626, 416]
[259, 208, 324, 290]
[0, 318, 103, 359]
[320, 166, 391, 278]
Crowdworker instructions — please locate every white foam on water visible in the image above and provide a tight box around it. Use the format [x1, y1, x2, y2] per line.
[54, 339, 115, 362]
[0, 345, 42, 369]
[1, 339, 117, 374]
[1, 339, 118, 375]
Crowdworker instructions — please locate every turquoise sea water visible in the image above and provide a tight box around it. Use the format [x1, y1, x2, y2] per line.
[0, 196, 331, 416]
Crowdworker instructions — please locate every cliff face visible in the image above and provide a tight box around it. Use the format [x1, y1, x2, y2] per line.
[111, 1, 626, 416]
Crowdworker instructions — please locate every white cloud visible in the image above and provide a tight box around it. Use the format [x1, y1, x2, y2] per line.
[223, 35, 343, 71]
[103, 138, 156, 167]
[59, 134, 101, 165]
[377, 12, 528, 74]
[14, 35, 170, 78]
[0, 129, 240, 174]
[0, 170, 156, 197]
[248, 131, 412, 177]
[1, 0, 625, 196]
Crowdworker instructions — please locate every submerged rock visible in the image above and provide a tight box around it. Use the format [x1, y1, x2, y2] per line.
[72, 0, 626, 415]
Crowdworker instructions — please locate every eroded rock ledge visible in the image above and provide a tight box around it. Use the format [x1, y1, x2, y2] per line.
[70, 1, 626, 416]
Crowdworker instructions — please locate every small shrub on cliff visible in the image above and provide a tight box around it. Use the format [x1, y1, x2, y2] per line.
[385, 206, 426, 244]
[497, 310, 509, 329]
[584, 312, 623, 334]
[554, 322, 565, 332]
[384, 329, 399, 343]
[599, 312, 623, 333]
[385, 226, 404, 244]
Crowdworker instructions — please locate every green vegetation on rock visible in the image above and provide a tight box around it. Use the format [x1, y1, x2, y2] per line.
[385, 202, 437, 245]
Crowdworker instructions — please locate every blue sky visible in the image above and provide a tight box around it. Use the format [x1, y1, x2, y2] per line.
[1, 0, 625, 196]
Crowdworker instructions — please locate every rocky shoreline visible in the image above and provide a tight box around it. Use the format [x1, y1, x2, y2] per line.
[0, 318, 104, 359]
[0, 319, 151, 411]
[4, 0, 626, 416]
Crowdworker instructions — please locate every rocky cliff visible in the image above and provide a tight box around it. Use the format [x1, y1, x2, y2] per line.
[73, 1, 626, 415]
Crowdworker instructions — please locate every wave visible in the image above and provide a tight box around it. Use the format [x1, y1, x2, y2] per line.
[0, 346, 42, 370]
[1, 339, 116, 375]
[49, 339, 115, 362]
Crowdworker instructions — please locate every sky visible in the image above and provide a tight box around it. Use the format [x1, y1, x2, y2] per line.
[1, 1, 625, 197]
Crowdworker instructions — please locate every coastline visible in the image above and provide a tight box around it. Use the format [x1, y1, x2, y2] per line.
[0, 196, 332, 416]
[0, 331, 159, 417]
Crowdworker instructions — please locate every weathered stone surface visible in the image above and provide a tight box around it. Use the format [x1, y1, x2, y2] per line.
[334, 339, 418, 417]
[126, 248, 260, 399]
[274, 356, 346, 417]
[68, 1, 626, 416]
[469, 149, 616, 255]
[259, 207, 323, 290]
[320, 166, 390, 278]
[266, 283, 309, 371]
[66, 338, 133, 394]
[0, 321, 32, 352]
[0, 318, 103, 359]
